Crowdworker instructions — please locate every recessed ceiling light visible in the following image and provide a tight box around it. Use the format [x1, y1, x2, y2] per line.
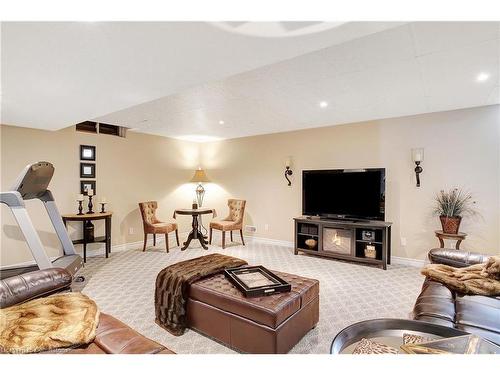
[319, 101, 328, 108]
[476, 72, 490, 82]
[219, 120, 225, 125]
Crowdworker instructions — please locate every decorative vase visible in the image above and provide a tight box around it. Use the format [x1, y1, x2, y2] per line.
[305, 238, 317, 249]
[440, 215, 462, 234]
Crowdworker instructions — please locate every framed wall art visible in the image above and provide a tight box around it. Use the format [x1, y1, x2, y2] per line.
[80, 145, 96, 161]
[80, 163, 96, 178]
[80, 180, 96, 195]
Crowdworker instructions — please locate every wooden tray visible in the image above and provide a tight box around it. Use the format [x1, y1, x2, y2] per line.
[224, 266, 291, 297]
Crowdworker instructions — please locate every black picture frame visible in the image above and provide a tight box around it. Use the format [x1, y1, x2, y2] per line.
[80, 145, 96, 161]
[224, 266, 291, 297]
[80, 163, 96, 178]
[80, 180, 96, 195]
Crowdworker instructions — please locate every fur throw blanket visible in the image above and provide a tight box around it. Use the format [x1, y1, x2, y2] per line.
[421, 256, 500, 296]
[155, 253, 247, 336]
[0, 292, 99, 353]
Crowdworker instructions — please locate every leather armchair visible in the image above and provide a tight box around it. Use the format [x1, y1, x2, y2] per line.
[0, 268, 174, 354]
[413, 248, 499, 345]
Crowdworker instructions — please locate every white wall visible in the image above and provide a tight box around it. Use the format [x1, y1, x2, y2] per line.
[1, 105, 499, 266]
[200, 105, 500, 260]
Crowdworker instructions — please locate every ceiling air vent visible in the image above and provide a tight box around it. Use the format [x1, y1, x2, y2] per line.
[75, 121, 97, 133]
[98, 123, 126, 137]
[75, 122, 127, 138]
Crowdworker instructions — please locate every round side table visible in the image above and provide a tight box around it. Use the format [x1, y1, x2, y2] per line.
[330, 318, 468, 354]
[435, 230, 467, 249]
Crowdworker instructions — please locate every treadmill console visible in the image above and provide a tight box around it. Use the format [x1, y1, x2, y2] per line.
[11, 161, 54, 200]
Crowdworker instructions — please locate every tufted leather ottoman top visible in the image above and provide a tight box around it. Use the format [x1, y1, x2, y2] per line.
[189, 270, 319, 329]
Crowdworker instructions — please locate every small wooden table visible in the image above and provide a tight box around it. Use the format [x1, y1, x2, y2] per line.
[173, 208, 216, 250]
[435, 230, 467, 249]
[62, 212, 112, 262]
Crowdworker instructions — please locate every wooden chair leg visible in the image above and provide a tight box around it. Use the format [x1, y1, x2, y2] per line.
[240, 229, 245, 246]
[209, 228, 213, 244]
[175, 229, 180, 246]
[230, 231, 233, 242]
[222, 231, 226, 249]
[165, 233, 169, 253]
[153, 233, 156, 247]
[143, 233, 148, 252]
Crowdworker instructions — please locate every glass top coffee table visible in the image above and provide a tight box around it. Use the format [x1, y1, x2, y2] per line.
[330, 319, 470, 354]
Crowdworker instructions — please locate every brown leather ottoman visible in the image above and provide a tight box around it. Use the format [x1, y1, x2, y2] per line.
[187, 270, 319, 353]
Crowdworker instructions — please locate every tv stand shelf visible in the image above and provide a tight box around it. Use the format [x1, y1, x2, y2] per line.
[294, 216, 392, 270]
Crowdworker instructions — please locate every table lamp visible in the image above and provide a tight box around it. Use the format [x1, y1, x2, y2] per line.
[190, 167, 210, 207]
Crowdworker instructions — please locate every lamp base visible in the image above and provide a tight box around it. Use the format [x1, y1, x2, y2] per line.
[196, 183, 205, 207]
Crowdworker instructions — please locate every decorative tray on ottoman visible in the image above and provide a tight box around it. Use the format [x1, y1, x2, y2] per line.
[224, 266, 291, 297]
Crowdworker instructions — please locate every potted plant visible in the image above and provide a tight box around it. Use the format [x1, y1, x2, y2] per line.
[433, 188, 477, 234]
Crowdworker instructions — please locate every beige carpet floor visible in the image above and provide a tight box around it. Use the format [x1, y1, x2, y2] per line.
[81, 240, 424, 354]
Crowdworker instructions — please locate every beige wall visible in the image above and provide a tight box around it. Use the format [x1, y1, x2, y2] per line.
[1, 125, 199, 266]
[1, 105, 499, 266]
[201, 105, 500, 260]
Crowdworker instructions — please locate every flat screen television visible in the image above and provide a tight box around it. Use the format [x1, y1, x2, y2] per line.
[302, 168, 385, 221]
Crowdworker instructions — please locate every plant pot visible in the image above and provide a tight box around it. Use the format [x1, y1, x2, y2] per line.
[440, 216, 462, 234]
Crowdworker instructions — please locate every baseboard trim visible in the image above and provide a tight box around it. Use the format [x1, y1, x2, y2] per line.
[1, 232, 189, 269]
[246, 235, 294, 248]
[232, 235, 426, 267]
[391, 256, 425, 268]
[2, 233, 424, 269]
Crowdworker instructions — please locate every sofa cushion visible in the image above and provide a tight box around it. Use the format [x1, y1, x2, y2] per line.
[413, 280, 456, 322]
[90, 313, 174, 354]
[455, 294, 500, 335]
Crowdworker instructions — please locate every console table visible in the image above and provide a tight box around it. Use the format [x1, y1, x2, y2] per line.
[173, 208, 216, 250]
[294, 216, 392, 270]
[62, 212, 112, 262]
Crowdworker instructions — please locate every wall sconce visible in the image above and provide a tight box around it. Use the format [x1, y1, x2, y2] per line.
[411, 148, 424, 187]
[284, 157, 293, 186]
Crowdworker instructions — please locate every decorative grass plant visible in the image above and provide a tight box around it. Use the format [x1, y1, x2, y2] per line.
[433, 188, 477, 218]
[433, 188, 477, 234]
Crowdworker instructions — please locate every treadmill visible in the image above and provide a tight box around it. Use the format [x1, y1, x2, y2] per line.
[0, 161, 83, 279]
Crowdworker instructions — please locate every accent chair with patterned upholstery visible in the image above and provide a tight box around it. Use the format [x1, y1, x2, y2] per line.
[138, 201, 179, 252]
[209, 199, 246, 249]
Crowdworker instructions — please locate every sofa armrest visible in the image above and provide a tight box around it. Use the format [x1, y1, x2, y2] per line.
[0, 268, 72, 308]
[428, 248, 491, 268]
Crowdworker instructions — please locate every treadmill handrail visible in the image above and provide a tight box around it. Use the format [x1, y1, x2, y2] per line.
[0, 191, 25, 208]
[1, 162, 81, 275]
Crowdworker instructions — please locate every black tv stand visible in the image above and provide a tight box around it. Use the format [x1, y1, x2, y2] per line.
[294, 216, 392, 270]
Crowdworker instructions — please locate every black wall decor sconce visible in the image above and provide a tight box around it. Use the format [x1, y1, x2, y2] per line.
[412, 148, 424, 187]
[284, 157, 293, 186]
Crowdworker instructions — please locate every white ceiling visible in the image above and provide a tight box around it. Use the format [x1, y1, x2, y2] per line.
[2, 22, 499, 140]
[94, 22, 500, 141]
[1, 21, 403, 130]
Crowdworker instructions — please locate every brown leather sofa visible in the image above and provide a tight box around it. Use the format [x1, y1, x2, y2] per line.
[0, 268, 174, 354]
[412, 248, 499, 345]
